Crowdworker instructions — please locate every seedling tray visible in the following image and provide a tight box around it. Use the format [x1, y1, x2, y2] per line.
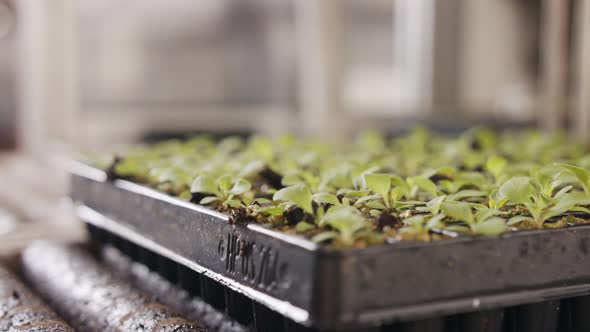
[70, 162, 590, 331]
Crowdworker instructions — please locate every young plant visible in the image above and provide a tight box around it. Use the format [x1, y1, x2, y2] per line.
[400, 214, 445, 236]
[485, 156, 507, 182]
[500, 176, 587, 228]
[273, 184, 314, 215]
[556, 163, 590, 196]
[364, 173, 392, 208]
[415, 195, 446, 214]
[363, 173, 435, 208]
[313, 206, 369, 245]
[312, 192, 341, 206]
[441, 201, 474, 226]
[440, 200, 508, 235]
[190, 174, 252, 209]
[407, 176, 438, 199]
[471, 217, 507, 235]
[101, 127, 590, 247]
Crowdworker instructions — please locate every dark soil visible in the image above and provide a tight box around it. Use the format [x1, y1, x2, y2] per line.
[283, 207, 304, 226]
[428, 173, 453, 183]
[283, 207, 314, 226]
[229, 207, 256, 225]
[376, 211, 400, 231]
[312, 201, 333, 216]
[258, 166, 284, 190]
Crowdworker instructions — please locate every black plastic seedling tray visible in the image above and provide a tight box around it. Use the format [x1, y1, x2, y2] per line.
[70, 162, 590, 332]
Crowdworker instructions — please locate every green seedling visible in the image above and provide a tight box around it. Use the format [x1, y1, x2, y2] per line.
[556, 163, 590, 196]
[191, 174, 251, 209]
[500, 176, 587, 228]
[273, 184, 314, 215]
[315, 206, 369, 245]
[99, 128, 590, 247]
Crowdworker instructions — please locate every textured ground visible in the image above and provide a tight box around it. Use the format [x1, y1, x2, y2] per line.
[0, 155, 239, 331]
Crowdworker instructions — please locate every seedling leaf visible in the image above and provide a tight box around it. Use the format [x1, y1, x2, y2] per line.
[230, 178, 251, 195]
[451, 190, 486, 201]
[426, 213, 445, 229]
[217, 175, 233, 192]
[353, 194, 381, 206]
[295, 222, 315, 233]
[191, 175, 218, 194]
[312, 193, 340, 205]
[426, 195, 446, 215]
[256, 205, 284, 216]
[199, 196, 220, 205]
[320, 206, 368, 243]
[507, 215, 532, 226]
[486, 156, 507, 178]
[499, 176, 533, 204]
[410, 176, 438, 197]
[366, 201, 387, 210]
[311, 231, 339, 243]
[364, 173, 392, 207]
[556, 163, 590, 195]
[273, 184, 313, 214]
[224, 199, 242, 208]
[441, 201, 474, 225]
[472, 217, 507, 235]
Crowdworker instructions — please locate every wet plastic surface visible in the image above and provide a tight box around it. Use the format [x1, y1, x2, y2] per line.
[71, 163, 590, 331]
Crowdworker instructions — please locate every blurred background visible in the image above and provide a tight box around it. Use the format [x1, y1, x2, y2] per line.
[0, 0, 589, 249]
[3, 0, 589, 153]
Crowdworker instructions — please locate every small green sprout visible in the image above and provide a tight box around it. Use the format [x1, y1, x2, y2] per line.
[295, 221, 315, 233]
[556, 163, 590, 196]
[317, 206, 369, 245]
[499, 176, 534, 205]
[441, 201, 474, 225]
[472, 217, 507, 235]
[364, 173, 392, 208]
[408, 176, 438, 198]
[425, 195, 446, 214]
[400, 213, 446, 236]
[190, 175, 218, 196]
[312, 193, 341, 206]
[99, 128, 590, 247]
[190, 175, 252, 209]
[273, 184, 313, 215]
[248, 136, 274, 161]
[486, 156, 507, 180]
[499, 175, 588, 228]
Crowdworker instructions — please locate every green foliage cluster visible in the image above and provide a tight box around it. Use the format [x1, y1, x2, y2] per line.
[103, 128, 590, 247]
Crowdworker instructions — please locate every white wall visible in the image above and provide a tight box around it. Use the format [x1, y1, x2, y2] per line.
[459, 0, 538, 119]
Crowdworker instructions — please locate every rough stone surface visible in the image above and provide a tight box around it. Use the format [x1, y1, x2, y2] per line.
[22, 241, 207, 332]
[102, 246, 249, 332]
[0, 265, 73, 332]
